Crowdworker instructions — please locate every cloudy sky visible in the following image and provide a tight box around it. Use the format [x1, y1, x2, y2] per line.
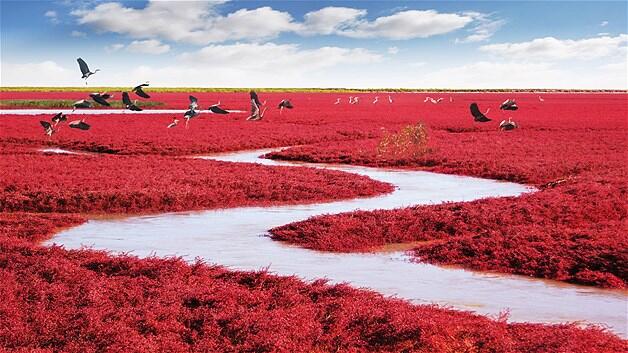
[1, 0, 626, 88]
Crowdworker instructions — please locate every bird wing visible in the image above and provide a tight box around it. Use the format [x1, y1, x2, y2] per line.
[122, 92, 132, 106]
[101, 93, 113, 99]
[52, 112, 62, 122]
[133, 86, 151, 99]
[209, 106, 229, 114]
[77, 58, 90, 75]
[91, 94, 111, 106]
[40, 121, 52, 129]
[470, 103, 490, 122]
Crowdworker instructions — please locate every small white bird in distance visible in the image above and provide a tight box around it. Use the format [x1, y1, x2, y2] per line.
[388, 95, 393, 104]
[348, 96, 353, 104]
[372, 96, 379, 104]
[167, 118, 179, 128]
[334, 98, 341, 105]
[538, 96, 545, 102]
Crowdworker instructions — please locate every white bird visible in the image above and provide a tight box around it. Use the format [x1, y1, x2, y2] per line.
[372, 96, 379, 104]
[449, 96, 453, 103]
[348, 96, 353, 104]
[351, 96, 360, 104]
[334, 98, 341, 105]
[499, 117, 518, 131]
[538, 96, 545, 102]
[167, 118, 179, 128]
[388, 95, 393, 104]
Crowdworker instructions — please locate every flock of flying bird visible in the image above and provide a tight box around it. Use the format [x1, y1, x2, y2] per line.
[40, 57, 527, 136]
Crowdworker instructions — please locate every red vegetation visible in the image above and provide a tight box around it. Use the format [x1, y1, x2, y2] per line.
[265, 93, 628, 288]
[1, 212, 625, 352]
[0, 149, 392, 214]
[1, 91, 627, 349]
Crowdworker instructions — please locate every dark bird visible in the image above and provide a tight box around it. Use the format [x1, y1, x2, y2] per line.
[184, 109, 199, 128]
[68, 119, 90, 130]
[51, 112, 67, 126]
[72, 99, 92, 111]
[132, 83, 151, 99]
[122, 92, 142, 111]
[40, 121, 55, 136]
[89, 92, 112, 106]
[77, 58, 99, 83]
[167, 118, 179, 128]
[207, 100, 229, 114]
[499, 118, 518, 131]
[189, 95, 198, 110]
[278, 99, 293, 109]
[500, 99, 518, 111]
[470, 103, 491, 122]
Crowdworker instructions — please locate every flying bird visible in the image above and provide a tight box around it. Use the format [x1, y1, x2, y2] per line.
[132, 83, 150, 99]
[72, 99, 92, 111]
[208, 101, 229, 114]
[499, 118, 518, 131]
[77, 58, 99, 84]
[68, 119, 90, 130]
[189, 95, 198, 110]
[122, 92, 142, 111]
[470, 103, 492, 122]
[500, 99, 519, 111]
[89, 92, 112, 106]
[40, 121, 55, 136]
[51, 112, 67, 126]
[167, 118, 179, 128]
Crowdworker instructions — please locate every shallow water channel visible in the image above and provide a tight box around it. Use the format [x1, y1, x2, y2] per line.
[46, 148, 627, 337]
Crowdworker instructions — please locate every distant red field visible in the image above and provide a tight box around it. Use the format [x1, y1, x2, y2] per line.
[1, 91, 626, 351]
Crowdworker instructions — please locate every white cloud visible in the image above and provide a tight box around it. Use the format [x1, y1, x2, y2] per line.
[480, 34, 628, 60]
[456, 12, 505, 43]
[104, 43, 124, 53]
[418, 61, 627, 89]
[388, 46, 399, 55]
[300, 7, 366, 35]
[72, 1, 478, 43]
[600, 21, 609, 27]
[126, 39, 170, 54]
[1, 61, 76, 86]
[44, 10, 60, 24]
[70, 30, 86, 38]
[334, 10, 473, 39]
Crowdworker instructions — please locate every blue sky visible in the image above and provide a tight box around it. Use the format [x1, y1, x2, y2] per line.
[1, 0, 626, 88]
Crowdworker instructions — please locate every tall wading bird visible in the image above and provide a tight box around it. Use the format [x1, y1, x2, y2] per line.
[499, 117, 518, 131]
[388, 95, 393, 104]
[40, 121, 55, 136]
[500, 99, 519, 111]
[208, 101, 229, 114]
[122, 92, 142, 111]
[76, 58, 99, 84]
[334, 98, 341, 105]
[69, 119, 90, 130]
[184, 108, 199, 128]
[51, 112, 67, 126]
[188, 95, 198, 110]
[277, 99, 293, 114]
[372, 96, 379, 104]
[89, 92, 113, 106]
[132, 83, 151, 99]
[72, 99, 92, 111]
[538, 96, 545, 102]
[470, 102, 492, 122]
[246, 90, 266, 121]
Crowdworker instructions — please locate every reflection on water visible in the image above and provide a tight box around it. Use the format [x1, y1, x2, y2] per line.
[46, 148, 627, 337]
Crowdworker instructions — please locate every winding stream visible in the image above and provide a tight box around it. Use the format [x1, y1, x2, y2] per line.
[44, 147, 628, 336]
